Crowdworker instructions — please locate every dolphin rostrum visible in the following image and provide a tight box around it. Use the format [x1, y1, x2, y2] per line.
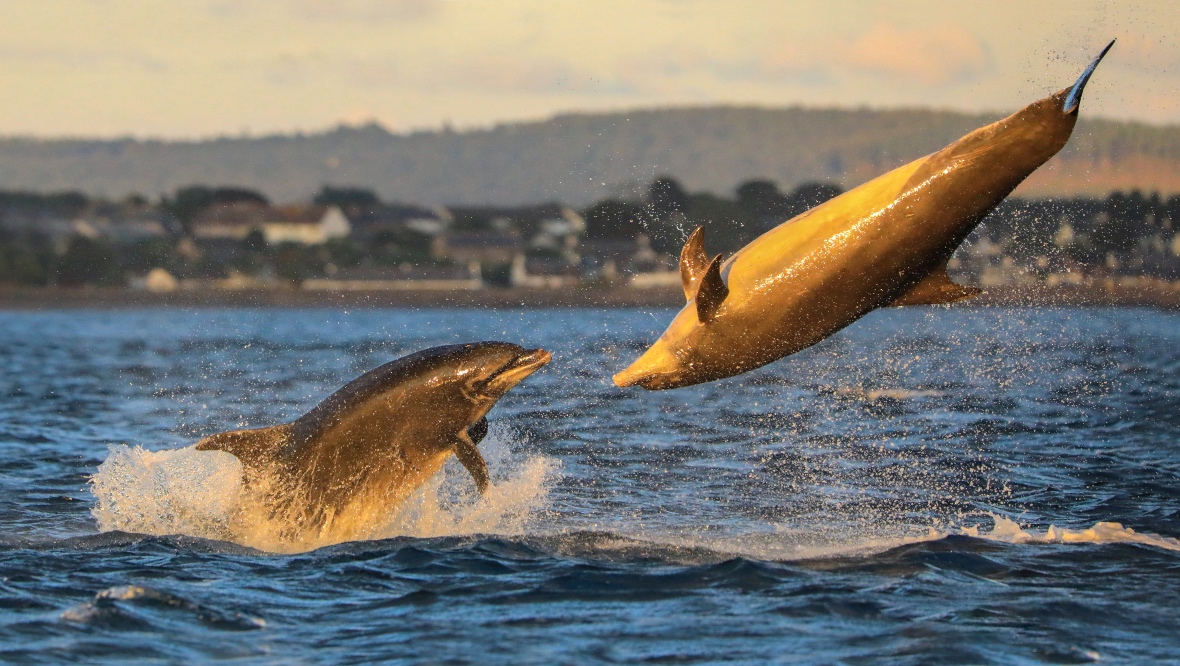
[196, 342, 551, 545]
[614, 41, 1115, 390]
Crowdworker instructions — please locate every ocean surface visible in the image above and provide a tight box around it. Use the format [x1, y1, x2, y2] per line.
[0, 306, 1177, 664]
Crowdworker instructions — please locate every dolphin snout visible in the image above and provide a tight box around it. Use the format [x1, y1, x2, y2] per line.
[612, 358, 653, 388]
[613, 372, 659, 390]
[485, 347, 551, 394]
[612, 368, 642, 388]
[613, 365, 679, 390]
[613, 344, 683, 390]
[511, 348, 552, 372]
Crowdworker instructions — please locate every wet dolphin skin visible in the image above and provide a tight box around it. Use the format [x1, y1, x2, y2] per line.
[195, 342, 551, 545]
[615, 42, 1115, 390]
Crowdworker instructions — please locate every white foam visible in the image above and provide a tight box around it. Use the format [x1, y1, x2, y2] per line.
[91, 444, 244, 541]
[594, 513, 1180, 564]
[964, 514, 1180, 552]
[90, 425, 559, 553]
[741, 514, 1180, 561]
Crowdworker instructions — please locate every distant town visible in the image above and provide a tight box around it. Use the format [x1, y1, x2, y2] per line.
[0, 176, 1177, 298]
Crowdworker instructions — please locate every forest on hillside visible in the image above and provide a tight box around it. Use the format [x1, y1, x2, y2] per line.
[0, 106, 1177, 207]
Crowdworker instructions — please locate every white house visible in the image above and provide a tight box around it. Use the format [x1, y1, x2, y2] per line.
[263, 205, 351, 245]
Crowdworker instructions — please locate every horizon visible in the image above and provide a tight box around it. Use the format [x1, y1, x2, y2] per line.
[0, 1, 1175, 140]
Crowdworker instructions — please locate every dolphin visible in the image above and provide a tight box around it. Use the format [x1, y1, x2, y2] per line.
[614, 41, 1115, 390]
[195, 342, 551, 545]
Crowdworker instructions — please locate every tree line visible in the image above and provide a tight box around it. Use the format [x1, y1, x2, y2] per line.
[0, 178, 1177, 286]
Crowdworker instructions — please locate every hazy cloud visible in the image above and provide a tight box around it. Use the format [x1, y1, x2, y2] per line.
[0, 46, 167, 73]
[287, 0, 443, 23]
[1102, 33, 1180, 74]
[620, 22, 992, 95]
[0, 0, 1173, 137]
[449, 56, 627, 94]
[840, 22, 993, 86]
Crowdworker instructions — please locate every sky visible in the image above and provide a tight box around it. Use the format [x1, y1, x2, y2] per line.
[0, 0, 1176, 139]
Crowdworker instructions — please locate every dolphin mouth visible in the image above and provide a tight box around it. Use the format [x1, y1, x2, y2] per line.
[612, 368, 677, 390]
[612, 370, 644, 388]
[485, 348, 551, 394]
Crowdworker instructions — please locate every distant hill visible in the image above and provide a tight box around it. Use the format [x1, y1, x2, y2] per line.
[2, 106, 1178, 206]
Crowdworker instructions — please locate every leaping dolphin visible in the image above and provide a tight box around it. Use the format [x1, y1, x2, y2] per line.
[195, 342, 551, 545]
[614, 41, 1115, 390]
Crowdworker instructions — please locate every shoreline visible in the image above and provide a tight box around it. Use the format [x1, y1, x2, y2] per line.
[0, 281, 1178, 310]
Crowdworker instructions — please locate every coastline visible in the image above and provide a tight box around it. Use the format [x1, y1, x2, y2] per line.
[1, 280, 1178, 310]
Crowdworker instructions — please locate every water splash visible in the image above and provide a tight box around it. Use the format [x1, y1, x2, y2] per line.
[90, 424, 559, 553]
[90, 444, 244, 541]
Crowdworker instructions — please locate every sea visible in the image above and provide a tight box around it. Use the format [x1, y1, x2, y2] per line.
[0, 306, 1177, 664]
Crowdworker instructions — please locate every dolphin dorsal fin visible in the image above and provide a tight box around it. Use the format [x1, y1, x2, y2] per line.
[695, 253, 729, 323]
[194, 424, 290, 470]
[679, 226, 709, 301]
[888, 269, 981, 307]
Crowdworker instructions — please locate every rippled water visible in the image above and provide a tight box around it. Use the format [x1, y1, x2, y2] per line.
[1, 306, 1177, 663]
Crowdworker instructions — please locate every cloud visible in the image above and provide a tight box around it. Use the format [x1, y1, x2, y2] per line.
[260, 52, 328, 86]
[607, 21, 991, 97]
[438, 55, 632, 95]
[1100, 33, 1180, 74]
[287, 0, 442, 23]
[340, 53, 632, 96]
[743, 42, 837, 87]
[840, 22, 993, 86]
[0, 46, 167, 73]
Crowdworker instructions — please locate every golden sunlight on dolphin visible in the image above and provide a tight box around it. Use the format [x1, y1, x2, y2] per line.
[614, 41, 1115, 390]
[195, 342, 551, 548]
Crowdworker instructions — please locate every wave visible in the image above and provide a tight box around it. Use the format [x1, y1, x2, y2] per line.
[60, 585, 265, 631]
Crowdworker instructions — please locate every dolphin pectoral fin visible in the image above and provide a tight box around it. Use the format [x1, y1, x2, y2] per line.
[695, 253, 729, 323]
[888, 270, 981, 307]
[452, 430, 490, 494]
[680, 226, 709, 301]
[195, 424, 290, 470]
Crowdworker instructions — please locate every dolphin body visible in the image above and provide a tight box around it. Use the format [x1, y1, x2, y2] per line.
[614, 42, 1114, 390]
[196, 342, 551, 545]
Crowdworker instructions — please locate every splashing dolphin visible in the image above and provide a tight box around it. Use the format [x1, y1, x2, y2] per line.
[195, 342, 551, 545]
[615, 41, 1115, 390]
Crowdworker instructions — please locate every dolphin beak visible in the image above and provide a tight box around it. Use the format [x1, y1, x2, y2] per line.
[1063, 39, 1115, 115]
[612, 365, 644, 388]
[486, 348, 551, 393]
[612, 346, 678, 389]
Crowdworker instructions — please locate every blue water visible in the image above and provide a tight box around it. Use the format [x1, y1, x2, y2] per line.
[0, 306, 1178, 663]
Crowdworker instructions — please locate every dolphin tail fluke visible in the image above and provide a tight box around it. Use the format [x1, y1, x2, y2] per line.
[1063, 39, 1115, 115]
[195, 424, 291, 470]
